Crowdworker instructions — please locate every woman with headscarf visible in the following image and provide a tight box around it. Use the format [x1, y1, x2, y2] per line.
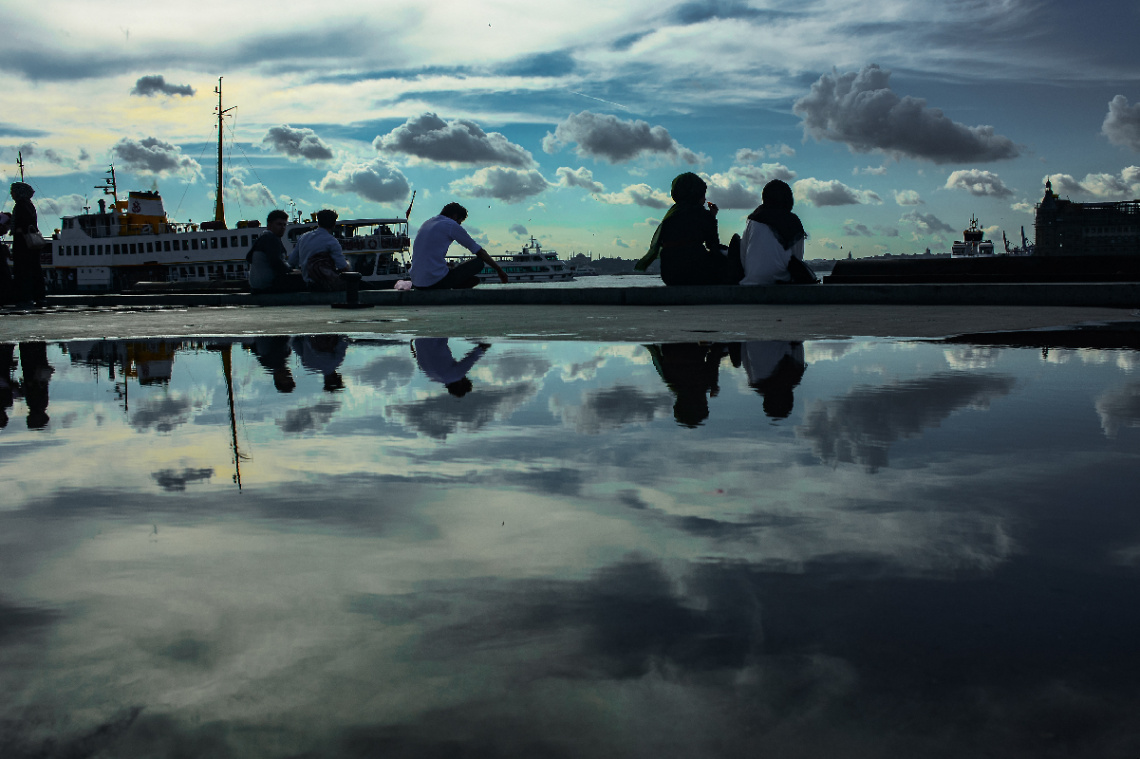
[635, 172, 740, 286]
[10, 182, 46, 305]
[739, 179, 808, 285]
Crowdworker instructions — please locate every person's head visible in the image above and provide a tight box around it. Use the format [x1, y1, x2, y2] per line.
[10, 182, 34, 202]
[671, 172, 707, 205]
[445, 377, 473, 397]
[440, 202, 468, 224]
[266, 209, 288, 237]
[316, 208, 338, 230]
[761, 179, 794, 212]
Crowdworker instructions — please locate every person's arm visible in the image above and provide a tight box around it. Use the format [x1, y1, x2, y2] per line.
[329, 239, 350, 272]
[702, 203, 722, 253]
[475, 248, 509, 283]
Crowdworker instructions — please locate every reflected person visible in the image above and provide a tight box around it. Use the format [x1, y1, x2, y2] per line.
[646, 342, 732, 427]
[742, 341, 806, 419]
[19, 341, 52, 429]
[411, 338, 490, 397]
[292, 335, 347, 392]
[248, 335, 296, 393]
[0, 343, 16, 428]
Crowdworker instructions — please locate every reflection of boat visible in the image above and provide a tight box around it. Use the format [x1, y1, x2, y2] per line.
[951, 216, 995, 258]
[43, 79, 410, 293]
[455, 237, 574, 283]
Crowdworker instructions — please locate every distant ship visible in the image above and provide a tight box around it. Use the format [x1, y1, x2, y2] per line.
[950, 216, 995, 258]
[457, 236, 575, 283]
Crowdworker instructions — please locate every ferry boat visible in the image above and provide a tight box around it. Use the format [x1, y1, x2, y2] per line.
[456, 236, 575, 283]
[42, 79, 410, 293]
[950, 216, 995, 258]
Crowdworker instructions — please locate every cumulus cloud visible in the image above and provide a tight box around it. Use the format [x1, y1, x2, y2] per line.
[1103, 95, 1140, 152]
[130, 75, 195, 98]
[543, 111, 702, 165]
[226, 176, 276, 207]
[263, 125, 334, 161]
[900, 211, 956, 236]
[315, 158, 410, 203]
[705, 164, 797, 209]
[894, 190, 923, 205]
[1044, 167, 1140, 199]
[112, 136, 202, 178]
[944, 169, 1013, 198]
[509, 224, 528, 237]
[596, 183, 670, 209]
[613, 238, 630, 248]
[854, 166, 888, 176]
[375, 112, 534, 168]
[34, 193, 86, 218]
[794, 64, 1019, 164]
[556, 166, 605, 193]
[844, 221, 874, 236]
[794, 178, 882, 207]
[449, 167, 549, 203]
[735, 144, 795, 163]
[12, 142, 86, 169]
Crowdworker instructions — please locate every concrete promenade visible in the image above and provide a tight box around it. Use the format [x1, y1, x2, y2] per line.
[2, 293, 1138, 344]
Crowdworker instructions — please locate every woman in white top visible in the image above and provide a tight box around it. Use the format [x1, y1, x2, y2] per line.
[739, 179, 807, 285]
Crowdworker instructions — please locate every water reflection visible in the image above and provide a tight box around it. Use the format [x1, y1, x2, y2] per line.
[1, 332, 1139, 756]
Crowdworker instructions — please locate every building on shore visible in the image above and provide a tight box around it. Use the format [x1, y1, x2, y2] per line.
[1035, 181, 1140, 256]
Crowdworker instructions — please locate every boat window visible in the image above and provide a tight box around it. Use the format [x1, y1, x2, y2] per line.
[242, 235, 249, 247]
[198, 266, 205, 277]
[129, 243, 137, 255]
[164, 241, 171, 252]
[220, 237, 228, 249]
[113, 244, 121, 255]
[211, 237, 218, 249]
[231, 236, 238, 247]
[146, 242, 153, 253]
[201, 238, 208, 249]
[191, 239, 199, 250]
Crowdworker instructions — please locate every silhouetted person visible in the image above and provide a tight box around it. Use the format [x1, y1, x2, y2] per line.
[289, 209, 350, 291]
[246, 209, 301, 293]
[647, 342, 731, 427]
[411, 338, 490, 397]
[19, 341, 52, 429]
[293, 334, 347, 392]
[249, 336, 296, 393]
[0, 343, 16, 428]
[743, 341, 806, 419]
[9, 183, 45, 306]
[739, 179, 808, 285]
[0, 211, 14, 305]
[410, 203, 508, 289]
[636, 173, 742, 285]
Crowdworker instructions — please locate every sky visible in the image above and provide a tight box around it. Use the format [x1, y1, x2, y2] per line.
[3, 0, 1140, 260]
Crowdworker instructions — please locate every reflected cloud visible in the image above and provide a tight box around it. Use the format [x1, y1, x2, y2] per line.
[550, 385, 672, 434]
[151, 468, 214, 492]
[472, 352, 552, 384]
[1095, 381, 1140, 438]
[277, 400, 342, 434]
[348, 354, 416, 391]
[944, 346, 1001, 370]
[388, 383, 537, 439]
[129, 395, 196, 432]
[798, 373, 1016, 470]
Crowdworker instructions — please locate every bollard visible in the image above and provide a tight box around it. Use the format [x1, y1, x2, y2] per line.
[331, 271, 372, 309]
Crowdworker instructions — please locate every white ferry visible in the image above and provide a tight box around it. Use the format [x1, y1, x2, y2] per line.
[43, 78, 410, 292]
[457, 237, 575, 284]
[951, 216, 996, 258]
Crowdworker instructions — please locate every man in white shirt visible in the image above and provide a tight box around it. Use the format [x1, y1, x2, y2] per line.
[288, 209, 350, 290]
[410, 203, 508, 289]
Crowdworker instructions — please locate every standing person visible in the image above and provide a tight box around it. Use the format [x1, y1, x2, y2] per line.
[10, 182, 46, 306]
[738, 179, 808, 286]
[288, 209, 349, 291]
[409, 203, 508, 289]
[0, 211, 14, 305]
[636, 172, 741, 286]
[246, 209, 297, 293]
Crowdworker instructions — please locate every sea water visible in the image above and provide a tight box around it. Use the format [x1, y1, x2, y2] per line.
[1, 333, 1138, 756]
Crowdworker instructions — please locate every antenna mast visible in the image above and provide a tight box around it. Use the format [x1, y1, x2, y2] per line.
[17, 151, 26, 181]
[214, 77, 236, 227]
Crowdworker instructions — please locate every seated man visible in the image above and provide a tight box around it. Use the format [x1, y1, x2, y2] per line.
[289, 209, 350, 291]
[410, 203, 508, 289]
[245, 209, 300, 293]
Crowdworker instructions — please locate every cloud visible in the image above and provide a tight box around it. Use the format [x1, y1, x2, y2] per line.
[1096, 381, 1140, 438]
[448, 167, 549, 204]
[614, 238, 629, 248]
[900, 211, 956, 236]
[11, 142, 86, 169]
[551, 386, 672, 434]
[705, 163, 798, 208]
[277, 401, 341, 434]
[315, 158, 410, 203]
[894, 190, 923, 205]
[556, 166, 606, 193]
[34, 193, 86, 218]
[945, 169, 1013, 198]
[151, 468, 214, 492]
[1103, 95, 1140, 152]
[794, 64, 1019, 164]
[596, 183, 670, 209]
[375, 113, 534, 168]
[226, 176, 276, 207]
[1044, 168, 1140, 199]
[794, 178, 882, 207]
[111, 137, 202, 178]
[509, 224, 528, 237]
[843, 221, 874, 237]
[263, 125, 334, 161]
[543, 111, 702, 165]
[130, 75, 195, 98]
[735, 144, 795, 163]
[854, 166, 888, 176]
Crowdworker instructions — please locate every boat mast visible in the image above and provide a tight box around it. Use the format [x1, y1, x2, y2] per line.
[214, 77, 236, 227]
[16, 150, 26, 181]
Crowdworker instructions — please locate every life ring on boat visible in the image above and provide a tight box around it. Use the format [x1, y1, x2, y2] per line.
[367, 238, 378, 250]
[141, 224, 152, 234]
